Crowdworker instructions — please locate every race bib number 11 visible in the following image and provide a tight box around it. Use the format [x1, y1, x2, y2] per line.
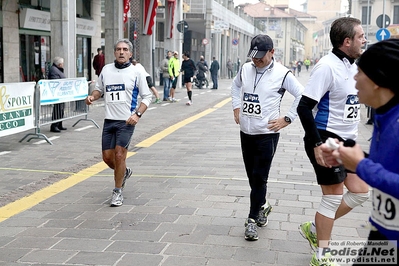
[105, 84, 126, 103]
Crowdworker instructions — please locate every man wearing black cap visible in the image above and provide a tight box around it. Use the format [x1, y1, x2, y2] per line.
[297, 17, 370, 265]
[231, 34, 304, 241]
[321, 39, 399, 265]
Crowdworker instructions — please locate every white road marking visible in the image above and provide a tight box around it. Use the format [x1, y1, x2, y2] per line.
[74, 125, 94, 132]
[33, 136, 60, 145]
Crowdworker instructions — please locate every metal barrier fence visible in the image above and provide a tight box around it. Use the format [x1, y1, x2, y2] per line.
[18, 78, 99, 145]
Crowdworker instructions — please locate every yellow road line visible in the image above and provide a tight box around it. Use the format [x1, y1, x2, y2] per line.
[0, 98, 232, 222]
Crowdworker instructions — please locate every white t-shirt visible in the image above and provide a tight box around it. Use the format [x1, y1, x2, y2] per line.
[95, 63, 152, 120]
[303, 52, 360, 140]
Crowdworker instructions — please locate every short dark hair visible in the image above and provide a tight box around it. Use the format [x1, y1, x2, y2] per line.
[183, 51, 190, 58]
[97, 48, 102, 52]
[330, 17, 361, 49]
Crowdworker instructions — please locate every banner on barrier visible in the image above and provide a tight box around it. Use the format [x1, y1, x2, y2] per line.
[0, 82, 36, 137]
[38, 77, 88, 104]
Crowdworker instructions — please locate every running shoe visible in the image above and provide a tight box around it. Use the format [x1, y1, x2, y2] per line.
[299, 221, 318, 251]
[186, 100, 192, 106]
[121, 167, 132, 189]
[257, 201, 272, 227]
[110, 189, 123, 207]
[309, 252, 340, 266]
[155, 98, 162, 104]
[244, 218, 258, 241]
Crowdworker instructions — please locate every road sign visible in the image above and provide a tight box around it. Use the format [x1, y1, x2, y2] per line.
[232, 38, 239, 46]
[376, 14, 391, 28]
[376, 28, 390, 41]
[177, 20, 189, 33]
[202, 38, 209, 45]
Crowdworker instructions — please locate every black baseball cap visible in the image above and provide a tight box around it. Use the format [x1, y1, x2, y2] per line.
[247, 34, 273, 59]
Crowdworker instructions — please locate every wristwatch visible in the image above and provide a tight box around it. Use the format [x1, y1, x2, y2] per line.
[284, 116, 291, 124]
[135, 110, 142, 118]
[315, 141, 323, 147]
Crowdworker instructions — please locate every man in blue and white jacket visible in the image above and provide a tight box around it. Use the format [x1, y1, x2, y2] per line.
[231, 34, 304, 241]
[323, 39, 399, 264]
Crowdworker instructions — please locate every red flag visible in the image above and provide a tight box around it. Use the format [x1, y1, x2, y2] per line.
[123, 0, 130, 24]
[167, 0, 176, 38]
[143, 0, 158, 35]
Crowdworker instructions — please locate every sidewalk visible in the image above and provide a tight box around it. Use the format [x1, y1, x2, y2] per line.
[0, 70, 374, 265]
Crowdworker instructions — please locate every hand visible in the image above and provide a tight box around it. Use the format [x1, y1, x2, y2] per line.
[320, 142, 341, 168]
[267, 117, 289, 132]
[332, 143, 365, 172]
[126, 114, 140, 125]
[233, 108, 240, 124]
[85, 95, 95, 105]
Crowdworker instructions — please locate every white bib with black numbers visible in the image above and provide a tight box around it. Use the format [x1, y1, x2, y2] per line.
[371, 188, 399, 231]
[105, 84, 126, 104]
[242, 92, 262, 118]
[343, 94, 361, 123]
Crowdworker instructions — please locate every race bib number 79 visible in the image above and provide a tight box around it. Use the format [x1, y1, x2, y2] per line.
[371, 188, 398, 231]
[242, 92, 262, 118]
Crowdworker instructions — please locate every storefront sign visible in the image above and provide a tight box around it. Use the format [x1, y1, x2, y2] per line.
[76, 18, 97, 36]
[19, 8, 51, 31]
[19, 8, 97, 36]
[0, 82, 35, 137]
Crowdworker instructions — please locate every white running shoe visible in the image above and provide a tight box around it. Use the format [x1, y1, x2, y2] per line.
[186, 100, 192, 106]
[110, 190, 123, 207]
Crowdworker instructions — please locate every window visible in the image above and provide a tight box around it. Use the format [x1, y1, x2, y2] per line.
[361, 6, 371, 25]
[76, 0, 91, 19]
[394, 6, 399, 24]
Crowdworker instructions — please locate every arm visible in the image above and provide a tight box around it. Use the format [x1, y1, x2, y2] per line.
[231, 68, 243, 124]
[282, 72, 304, 122]
[337, 144, 399, 198]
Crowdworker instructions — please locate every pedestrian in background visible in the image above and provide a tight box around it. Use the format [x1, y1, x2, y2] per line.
[85, 39, 152, 207]
[231, 34, 304, 241]
[92, 48, 105, 77]
[180, 51, 197, 105]
[210, 56, 219, 89]
[132, 59, 161, 104]
[168, 51, 180, 102]
[304, 58, 311, 71]
[160, 51, 172, 101]
[49, 56, 67, 133]
[320, 38, 399, 265]
[196, 57, 208, 89]
[296, 17, 369, 266]
[227, 59, 233, 79]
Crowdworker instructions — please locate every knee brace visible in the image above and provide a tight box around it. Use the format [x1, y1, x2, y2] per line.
[318, 195, 343, 219]
[343, 191, 370, 209]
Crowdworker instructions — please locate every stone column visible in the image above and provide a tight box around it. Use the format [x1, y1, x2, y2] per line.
[3, 1, 20, 82]
[50, 0, 76, 78]
[104, 0, 123, 64]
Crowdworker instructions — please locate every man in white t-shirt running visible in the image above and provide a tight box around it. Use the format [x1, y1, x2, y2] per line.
[297, 17, 370, 266]
[85, 39, 152, 207]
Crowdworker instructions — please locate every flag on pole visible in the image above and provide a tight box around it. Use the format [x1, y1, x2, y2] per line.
[166, 0, 176, 38]
[123, 0, 130, 24]
[143, 0, 158, 35]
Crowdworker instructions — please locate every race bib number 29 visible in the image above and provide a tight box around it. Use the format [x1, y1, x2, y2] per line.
[105, 84, 126, 103]
[242, 92, 262, 118]
[343, 94, 360, 123]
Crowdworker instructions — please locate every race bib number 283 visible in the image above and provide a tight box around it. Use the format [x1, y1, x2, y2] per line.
[242, 92, 262, 118]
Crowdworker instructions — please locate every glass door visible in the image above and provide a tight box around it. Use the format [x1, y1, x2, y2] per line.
[76, 36, 91, 81]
